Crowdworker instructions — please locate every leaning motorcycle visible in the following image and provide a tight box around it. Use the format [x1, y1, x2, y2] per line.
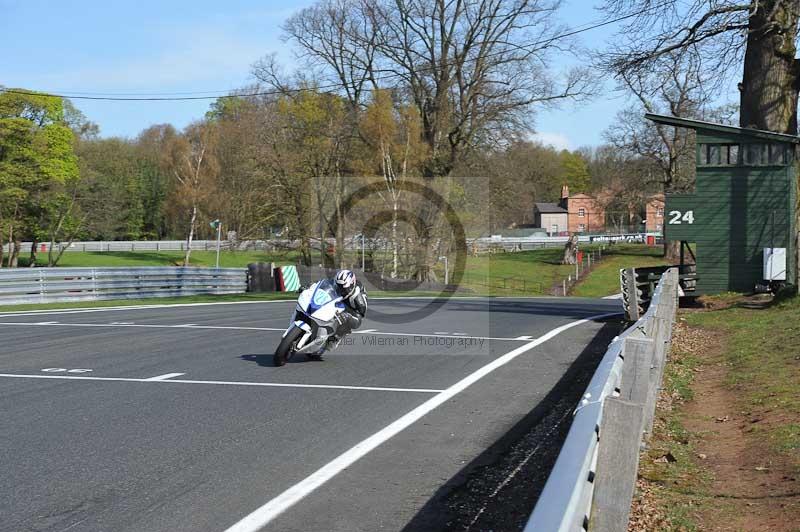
[274, 279, 346, 366]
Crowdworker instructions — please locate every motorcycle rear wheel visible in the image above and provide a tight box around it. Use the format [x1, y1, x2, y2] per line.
[274, 327, 303, 367]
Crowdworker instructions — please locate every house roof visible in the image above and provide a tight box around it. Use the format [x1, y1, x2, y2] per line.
[534, 202, 567, 214]
[645, 113, 800, 144]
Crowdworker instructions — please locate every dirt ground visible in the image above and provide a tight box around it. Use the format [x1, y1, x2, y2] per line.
[628, 318, 800, 532]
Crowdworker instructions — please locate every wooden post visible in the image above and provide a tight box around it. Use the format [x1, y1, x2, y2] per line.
[620, 337, 654, 405]
[593, 398, 645, 532]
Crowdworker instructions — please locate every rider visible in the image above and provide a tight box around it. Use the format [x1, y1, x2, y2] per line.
[329, 269, 368, 347]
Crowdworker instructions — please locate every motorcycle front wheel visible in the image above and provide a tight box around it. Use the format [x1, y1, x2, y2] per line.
[274, 327, 303, 367]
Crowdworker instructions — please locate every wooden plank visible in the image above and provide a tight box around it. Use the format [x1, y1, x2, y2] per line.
[593, 398, 646, 532]
[620, 338, 654, 404]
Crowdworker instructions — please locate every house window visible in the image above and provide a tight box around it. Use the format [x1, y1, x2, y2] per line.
[656, 224, 662, 231]
[657, 208, 664, 217]
[550, 224, 558, 234]
[578, 208, 585, 217]
[578, 224, 586, 232]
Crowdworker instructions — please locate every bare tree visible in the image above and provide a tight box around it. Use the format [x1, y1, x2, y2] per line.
[163, 122, 219, 266]
[603, 53, 704, 260]
[276, 0, 592, 177]
[600, 0, 800, 133]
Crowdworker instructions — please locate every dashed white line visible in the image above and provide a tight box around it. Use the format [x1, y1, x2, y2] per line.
[515, 335, 533, 340]
[224, 311, 620, 532]
[144, 373, 185, 381]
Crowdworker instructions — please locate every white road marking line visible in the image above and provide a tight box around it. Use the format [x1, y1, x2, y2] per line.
[144, 373, 185, 381]
[602, 293, 623, 300]
[0, 321, 549, 342]
[0, 295, 565, 318]
[110, 321, 134, 325]
[224, 311, 620, 532]
[0, 374, 444, 393]
[453, 333, 467, 336]
[515, 335, 533, 340]
[434, 331, 450, 335]
[35, 321, 59, 325]
[355, 329, 377, 333]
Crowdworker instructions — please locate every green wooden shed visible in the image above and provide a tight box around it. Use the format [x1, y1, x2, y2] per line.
[646, 113, 798, 295]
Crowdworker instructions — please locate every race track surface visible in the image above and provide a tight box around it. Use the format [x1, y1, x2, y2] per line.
[0, 296, 620, 532]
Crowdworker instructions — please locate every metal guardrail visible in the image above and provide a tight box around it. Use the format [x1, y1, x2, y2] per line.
[3, 233, 661, 255]
[525, 268, 679, 531]
[0, 267, 247, 305]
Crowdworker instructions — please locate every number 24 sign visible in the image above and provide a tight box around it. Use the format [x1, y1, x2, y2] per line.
[668, 210, 694, 225]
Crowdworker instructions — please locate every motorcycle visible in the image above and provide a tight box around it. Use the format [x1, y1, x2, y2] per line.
[274, 279, 347, 366]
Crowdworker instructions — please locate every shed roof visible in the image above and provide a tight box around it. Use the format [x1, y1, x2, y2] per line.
[534, 202, 567, 214]
[645, 113, 800, 144]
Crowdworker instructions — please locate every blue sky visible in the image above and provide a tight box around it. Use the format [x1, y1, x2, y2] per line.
[1, 0, 626, 149]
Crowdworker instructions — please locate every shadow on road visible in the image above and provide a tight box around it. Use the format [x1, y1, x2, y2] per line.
[401, 318, 625, 532]
[240, 353, 319, 366]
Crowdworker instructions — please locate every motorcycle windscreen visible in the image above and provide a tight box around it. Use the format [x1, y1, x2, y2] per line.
[308, 279, 338, 312]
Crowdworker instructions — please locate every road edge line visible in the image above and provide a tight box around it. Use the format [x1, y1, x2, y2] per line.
[224, 311, 620, 532]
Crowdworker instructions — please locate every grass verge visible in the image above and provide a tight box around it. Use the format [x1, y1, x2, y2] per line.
[630, 295, 800, 531]
[571, 245, 667, 298]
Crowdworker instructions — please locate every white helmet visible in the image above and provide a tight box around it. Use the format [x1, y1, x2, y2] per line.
[334, 269, 356, 296]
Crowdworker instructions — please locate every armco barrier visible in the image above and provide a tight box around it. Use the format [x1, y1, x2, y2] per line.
[0, 267, 247, 305]
[524, 268, 679, 532]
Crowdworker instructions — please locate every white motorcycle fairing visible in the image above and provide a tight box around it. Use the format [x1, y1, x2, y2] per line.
[282, 280, 346, 355]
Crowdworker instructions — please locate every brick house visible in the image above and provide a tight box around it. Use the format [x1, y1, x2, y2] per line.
[558, 186, 605, 234]
[645, 194, 665, 233]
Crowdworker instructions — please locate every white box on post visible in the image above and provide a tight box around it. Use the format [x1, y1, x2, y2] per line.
[763, 248, 787, 281]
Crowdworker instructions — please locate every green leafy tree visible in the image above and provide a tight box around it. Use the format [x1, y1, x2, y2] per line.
[559, 150, 591, 193]
[0, 89, 79, 267]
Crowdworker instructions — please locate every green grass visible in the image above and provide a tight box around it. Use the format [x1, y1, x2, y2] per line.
[32, 250, 302, 268]
[570, 245, 668, 298]
[11, 244, 666, 302]
[685, 297, 800, 463]
[451, 247, 575, 296]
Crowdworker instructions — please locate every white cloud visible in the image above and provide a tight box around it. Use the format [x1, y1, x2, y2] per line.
[530, 132, 572, 151]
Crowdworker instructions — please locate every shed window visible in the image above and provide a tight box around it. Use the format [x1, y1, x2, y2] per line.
[769, 143, 786, 165]
[578, 224, 585, 232]
[698, 143, 739, 166]
[578, 208, 585, 217]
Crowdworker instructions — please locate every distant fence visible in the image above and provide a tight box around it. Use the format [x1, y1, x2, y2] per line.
[3, 233, 662, 256]
[524, 268, 679, 531]
[0, 267, 247, 305]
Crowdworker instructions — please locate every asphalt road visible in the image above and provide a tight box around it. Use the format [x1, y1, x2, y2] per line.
[0, 296, 620, 532]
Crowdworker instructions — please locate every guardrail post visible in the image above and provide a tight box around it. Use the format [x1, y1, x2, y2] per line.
[593, 398, 645, 532]
[620, 337, 654, 405]
[39, 269, 46, 302]
[91, 268, 97, 299]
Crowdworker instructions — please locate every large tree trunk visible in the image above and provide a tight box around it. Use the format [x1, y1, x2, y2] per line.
[740, 0, 800, 133]
[664, 240, 681, 263]
[562, 233, 578, 265]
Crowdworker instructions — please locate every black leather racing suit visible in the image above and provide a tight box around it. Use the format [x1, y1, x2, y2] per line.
[335, 280, 367, 338]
